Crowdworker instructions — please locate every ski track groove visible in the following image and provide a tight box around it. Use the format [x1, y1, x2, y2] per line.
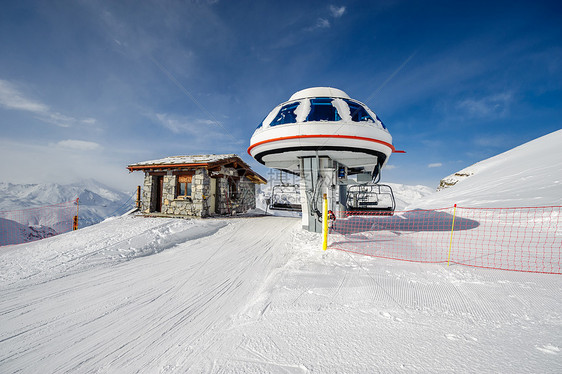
[0, 216, 299, 373]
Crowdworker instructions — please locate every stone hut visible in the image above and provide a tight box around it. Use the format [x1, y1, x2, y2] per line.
[127, 154, 266, 217]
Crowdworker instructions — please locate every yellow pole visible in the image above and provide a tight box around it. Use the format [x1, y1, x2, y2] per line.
[447, 204, 457, 266]
[322, 194, 328, 251]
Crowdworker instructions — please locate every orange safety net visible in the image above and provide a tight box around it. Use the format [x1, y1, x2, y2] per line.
[0, 200, 78, 247]
[329, 206, 562, 275]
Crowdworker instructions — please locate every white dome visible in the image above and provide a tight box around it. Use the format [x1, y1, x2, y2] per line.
[248, 87, 396, 174]
[289, 87, 350, 101]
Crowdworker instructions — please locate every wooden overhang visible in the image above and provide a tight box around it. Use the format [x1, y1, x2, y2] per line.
[127, 155, 267, 184]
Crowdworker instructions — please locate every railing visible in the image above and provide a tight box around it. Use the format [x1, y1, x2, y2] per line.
[329, 206, 561, 275]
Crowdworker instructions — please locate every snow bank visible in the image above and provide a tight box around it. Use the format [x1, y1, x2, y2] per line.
[412, 130, 562, 208]
[0, 215, 225, 284]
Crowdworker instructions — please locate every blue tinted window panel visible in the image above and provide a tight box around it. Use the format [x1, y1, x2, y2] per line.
[307, 98, 341, 122]
[344, 99, 374, 123]
[270, 103, 299, 126]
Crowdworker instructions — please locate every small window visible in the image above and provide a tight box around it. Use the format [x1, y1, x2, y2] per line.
[270, 102, 300, 126]
[176, 175, 192, 199]
[306, 98, 341, 122]
[344, 99, 375, 123]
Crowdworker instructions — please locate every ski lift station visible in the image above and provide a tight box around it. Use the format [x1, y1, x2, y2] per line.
[248, 87, 403, 233]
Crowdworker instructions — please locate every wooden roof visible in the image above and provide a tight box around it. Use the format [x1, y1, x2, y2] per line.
[127, 154, 267, 184]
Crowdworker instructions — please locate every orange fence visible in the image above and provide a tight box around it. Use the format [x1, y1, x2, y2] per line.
[0, 200, 78, 247]
[329, 206, 562, 275]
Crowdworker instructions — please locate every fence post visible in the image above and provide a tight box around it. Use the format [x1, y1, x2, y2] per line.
[73, 198, 80, 231]
[447, 204, 457, 266]
[322, 194, 328, 251]
[136, 185, 141, 209]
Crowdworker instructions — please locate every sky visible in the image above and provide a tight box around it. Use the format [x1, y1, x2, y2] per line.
[0, 0, 561, 192]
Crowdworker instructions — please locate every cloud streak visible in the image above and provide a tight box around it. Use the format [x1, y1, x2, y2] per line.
[0, 79, 96, 128]
[329, 5, 346, 18]
[456, 92, 513, 118]
[0, 79, 49, 113]
[55, 139, 102, 151]
[307, 5, 346, 31]
[151, 112, 243, 147]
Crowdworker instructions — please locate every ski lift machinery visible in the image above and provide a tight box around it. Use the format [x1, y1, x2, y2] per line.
[340, 163, 396, 217]
[267, 171, 302, 212]
[248, 87, 404, 233]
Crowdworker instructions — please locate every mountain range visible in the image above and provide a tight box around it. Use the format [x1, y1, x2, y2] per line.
[0, 180, 135, 245]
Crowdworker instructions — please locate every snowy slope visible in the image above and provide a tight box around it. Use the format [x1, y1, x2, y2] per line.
[0, 131, 561, 373]
[385, 182, 434, 210]
[411, 129, 562, 209]
[0, 215, 559, 372]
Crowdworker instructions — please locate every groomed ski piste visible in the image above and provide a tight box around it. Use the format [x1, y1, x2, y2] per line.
[1, 131, 561, 373]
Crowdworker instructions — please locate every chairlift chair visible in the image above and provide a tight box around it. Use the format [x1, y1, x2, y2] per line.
[345, 183, 396, 216]
[268, 184, 302, 212]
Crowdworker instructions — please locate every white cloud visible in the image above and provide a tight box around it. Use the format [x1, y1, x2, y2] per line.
[0, 139, 141, 191]
[384, 164, 397, 170]
[81, 118, 97, 125]
[151, 112, 242, 146]
[315, 18, 330, 29]
[56, 139, 102, 151]
[329, 5, 346, 18]
[0, 79, 49, 113]
[456, 92, 513, 118]
[154, 113, 215, 134]
[428, 163, 443, 168]
[0, 79, 97, 128]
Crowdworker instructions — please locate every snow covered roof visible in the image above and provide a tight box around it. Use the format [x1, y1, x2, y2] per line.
[128, 154, 239, 167]
[127, 154, 266, 184]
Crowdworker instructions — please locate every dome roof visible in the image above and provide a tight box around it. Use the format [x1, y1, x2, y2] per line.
[289, 87, 350, 101]
[248, 87, 396, 173]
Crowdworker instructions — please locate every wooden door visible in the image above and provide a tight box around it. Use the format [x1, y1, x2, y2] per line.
[209, 178, 217, 214]
[155, 176, 163, 212]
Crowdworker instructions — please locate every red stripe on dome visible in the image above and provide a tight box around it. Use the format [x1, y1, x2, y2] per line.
[247, 134, 403, 155]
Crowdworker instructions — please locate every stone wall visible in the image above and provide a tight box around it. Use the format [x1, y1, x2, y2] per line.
[141, 166, 256, 217]
[215, 166, 256, 215]
[162, 169, 211, 217]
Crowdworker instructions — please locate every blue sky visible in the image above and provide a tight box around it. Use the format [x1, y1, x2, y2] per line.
[0, 0, 560, 191]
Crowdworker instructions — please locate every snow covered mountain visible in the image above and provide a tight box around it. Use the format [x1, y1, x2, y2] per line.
[0, 217, 57, 246]
[0, 180, 135, 231]
[411, 129, 562, 209]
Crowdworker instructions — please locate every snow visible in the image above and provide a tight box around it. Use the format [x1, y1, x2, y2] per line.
[0, 180, 135, 241]
[128, 154, 239, 167]
[1, 131, 561, 372]
[0, 179, 129, 210]
[1, 216, 559, 372]
[410, 129, 562, 209]
[0, 217, 56, 246]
